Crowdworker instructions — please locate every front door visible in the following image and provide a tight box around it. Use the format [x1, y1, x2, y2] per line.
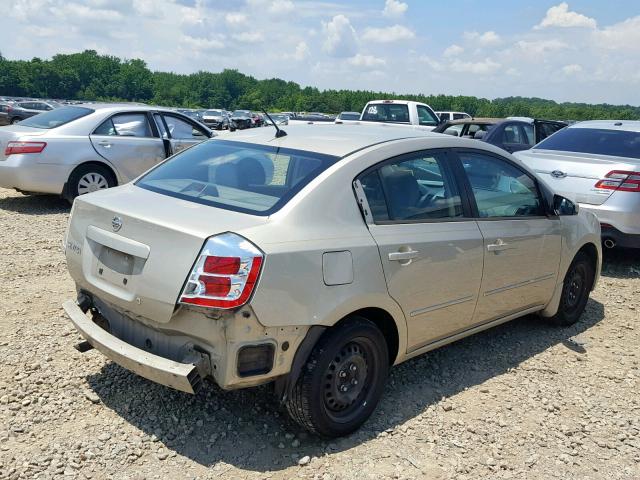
[356, 150, 484, 351]
[159, 113, 209, 155]
[455, 150, 562, 323]
[90, 112, 165, 181]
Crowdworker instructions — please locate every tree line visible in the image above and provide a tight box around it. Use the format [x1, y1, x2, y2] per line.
[1, 50, 638, 121]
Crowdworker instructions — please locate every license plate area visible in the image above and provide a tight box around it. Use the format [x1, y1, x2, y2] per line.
[96, 246, 134, 288]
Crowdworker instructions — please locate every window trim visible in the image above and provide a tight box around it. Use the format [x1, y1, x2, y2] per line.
[450, 147, 553, 221]
[353, 148, 475, 226]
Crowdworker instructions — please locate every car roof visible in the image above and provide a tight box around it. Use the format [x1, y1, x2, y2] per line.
[569, 120, 640, 133]
[75, 103, 172, 113]
[447, 117, 503, 125]
[219, 123, 442, 157]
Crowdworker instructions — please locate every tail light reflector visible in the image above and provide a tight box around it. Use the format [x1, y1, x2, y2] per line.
[594, 170, 640, 192]
[5, 141, 47, 156]
[179, 232, 263, 309]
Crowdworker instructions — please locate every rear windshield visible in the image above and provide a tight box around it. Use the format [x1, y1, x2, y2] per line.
[362, 103, 410, 123]
[18, 106, 94, 129]
[535, 127, 640, 159]
[136, 140, 339, 215]
[339, 112, 360, 120]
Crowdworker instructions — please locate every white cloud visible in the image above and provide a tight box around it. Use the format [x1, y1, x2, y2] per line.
[232, 32, 264, 43]
[50, 2, 123, 22]
[516, 39, 569, 54]
[322, 14, 357, 57]
[180, 34, 225, 52]
[286, 41, 310, 61]
[382, 0, 408, 18]
[225, 12, 248, 25]
[535, 2, 596, 29]
[593, 16, 640, 50]
[464, 30, 501, 46]
[562, 64, 583, 75]
[450, 58, 500, 75]
[361, 25, 414, 43]
[419, 55, 444, 72]
[268, 0, 294, 14]
[443, 44, 464, 57]
[348, 54, 386, 68]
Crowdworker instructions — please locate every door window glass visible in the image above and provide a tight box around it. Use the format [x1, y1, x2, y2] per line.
[502, 124, 525, 144]
[153, 114, 169, 139]
[162, 114, 207, 139]
[522, 123, 535, 145]
[359, 152, 463, 222]
[459, 152, 544, 218]
[94, 113, 153, 137]
[443, 124, 463, 137]
[416, 105, 439, 126]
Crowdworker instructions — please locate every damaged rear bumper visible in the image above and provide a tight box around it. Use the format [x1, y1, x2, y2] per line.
[62, 299, 203, 394]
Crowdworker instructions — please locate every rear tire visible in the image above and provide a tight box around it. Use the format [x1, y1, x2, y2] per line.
[286, 317, 389, 437]
[67, 164, 116, 202]
[547, 252, 594, 326]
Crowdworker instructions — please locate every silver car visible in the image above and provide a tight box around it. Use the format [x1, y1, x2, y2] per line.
[515, 121, 640, 249]
[0, 104, 214, 201]
[62, 125, 601, 437]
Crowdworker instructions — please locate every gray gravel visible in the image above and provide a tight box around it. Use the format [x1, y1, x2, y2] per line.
[0, 188, 638, 479]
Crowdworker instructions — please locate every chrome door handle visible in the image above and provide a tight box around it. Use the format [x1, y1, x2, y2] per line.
[98, 141, 112, 148]
[389, 250, 419, 261]
[487, 239, 511, 252]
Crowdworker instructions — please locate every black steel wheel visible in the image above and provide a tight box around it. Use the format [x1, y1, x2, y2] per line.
[547, 252, 594, 326]
[286, 317, 389, 437]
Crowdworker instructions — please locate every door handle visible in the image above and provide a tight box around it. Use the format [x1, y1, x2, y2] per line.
[487, 239, 511, 252]
[98, 141, 112, 148]
[388, 249, 420, 261]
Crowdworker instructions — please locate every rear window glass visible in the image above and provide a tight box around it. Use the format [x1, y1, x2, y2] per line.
[18, 106, 94, 129]
[136, 140, 339, 215]
[362, 103, 410, 123]
[536, 127, 640, 159]
[339, 112, 360, 120]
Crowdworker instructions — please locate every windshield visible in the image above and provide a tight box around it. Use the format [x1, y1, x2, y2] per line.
[205, 110, 223, 116]
[535, 127, 640, 160]
[136, 140, 339, 215]
[232, 110, 250, 116]
[361, 103, 410, 123]
[18, 106, 94, 129]
[339, 112, 360, 120]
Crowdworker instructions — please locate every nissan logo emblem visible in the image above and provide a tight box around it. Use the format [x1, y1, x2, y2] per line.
[112, 216, 123, 232]
[551, 170, 567, 179]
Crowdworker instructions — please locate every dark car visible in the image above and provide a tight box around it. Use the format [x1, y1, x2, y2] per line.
[0, 102, 12, 126]
[5, 100, 62, 124]
[231, 110, 254, 129]
[435, 117, 567, 153]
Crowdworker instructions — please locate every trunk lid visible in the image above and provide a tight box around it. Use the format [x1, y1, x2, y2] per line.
[0, 126, 47, 161]
[515, 149, 640, 205]
[65, 184, 268, 323]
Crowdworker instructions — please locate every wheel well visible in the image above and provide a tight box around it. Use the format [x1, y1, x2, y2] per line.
[336, 307, 399, 365]
[577, 242, 598, 290]
[70, 161, 118, 185]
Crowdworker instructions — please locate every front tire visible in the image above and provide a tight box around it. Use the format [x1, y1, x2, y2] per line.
[67, 164, 116, 201]
[548, 252, 594, 326]
[286, 317, 389, 437]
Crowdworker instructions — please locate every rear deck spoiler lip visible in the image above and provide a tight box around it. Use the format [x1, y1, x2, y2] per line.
[62, 299, 201, 394]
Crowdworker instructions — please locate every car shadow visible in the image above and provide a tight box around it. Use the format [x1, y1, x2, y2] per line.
[601, 247, 640, 280]
[86, 296, 605, 473]
[0, 193, 69, 214]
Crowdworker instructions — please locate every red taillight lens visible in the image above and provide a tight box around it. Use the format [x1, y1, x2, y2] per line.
[204, 256, 240, 275]
[4, 141, 47, 156]
[594, 170, 640, 192]
[179, 233, 263, 309]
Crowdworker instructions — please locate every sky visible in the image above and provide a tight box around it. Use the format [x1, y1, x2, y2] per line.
[3, 0, 640, 105]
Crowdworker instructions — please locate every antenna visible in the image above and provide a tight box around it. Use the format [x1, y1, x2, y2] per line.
[262, 109, 287, 138]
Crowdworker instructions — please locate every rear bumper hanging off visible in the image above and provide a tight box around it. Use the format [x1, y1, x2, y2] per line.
[62, 299, 202, 394]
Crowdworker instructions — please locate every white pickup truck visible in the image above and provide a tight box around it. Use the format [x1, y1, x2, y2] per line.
[359, 100, 441, 131]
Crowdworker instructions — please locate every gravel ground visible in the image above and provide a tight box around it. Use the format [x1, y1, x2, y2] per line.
[0, 187, 638, 480]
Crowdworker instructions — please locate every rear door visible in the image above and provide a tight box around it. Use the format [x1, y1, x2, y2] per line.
[455, 149, 561, 323]
[158, 113, 210, 154]
[90, 112, 165, 181]
[355, 149, 484, 351]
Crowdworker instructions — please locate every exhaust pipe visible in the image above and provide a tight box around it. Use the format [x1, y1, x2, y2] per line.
[603, 238, 616, 249]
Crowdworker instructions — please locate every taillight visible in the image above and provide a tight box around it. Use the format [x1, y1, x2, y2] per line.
[179, 232, 263, 309]
[4, 141, 47, 156]
[594, 170, 640, 192]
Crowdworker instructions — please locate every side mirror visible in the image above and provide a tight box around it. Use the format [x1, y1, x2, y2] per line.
[553, 194, 578, 215]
